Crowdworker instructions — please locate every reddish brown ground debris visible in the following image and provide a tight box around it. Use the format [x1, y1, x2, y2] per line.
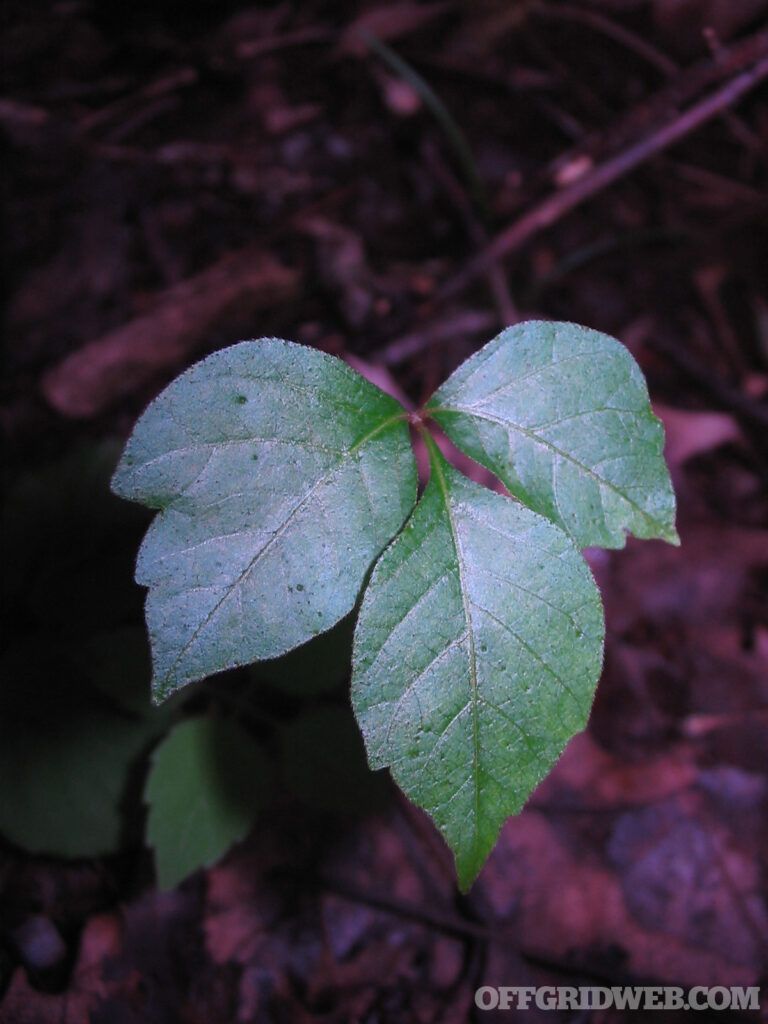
[2, 1, 768, 1021]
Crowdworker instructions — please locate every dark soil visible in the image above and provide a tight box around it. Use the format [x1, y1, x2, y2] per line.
[2, 2, 768, 1021]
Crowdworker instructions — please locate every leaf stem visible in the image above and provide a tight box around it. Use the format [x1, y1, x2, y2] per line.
[417, 422, 440, 463]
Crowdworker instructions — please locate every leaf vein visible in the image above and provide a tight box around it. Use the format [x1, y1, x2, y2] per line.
[470, 600, 582, 711]
[160, 413, 405, 683]
[438, 406, 665, 533]
[431, 457, 481, 851]
[382, 634, 469, 746]
[476, 696, 552, 774]
[363, 567, 456, 679]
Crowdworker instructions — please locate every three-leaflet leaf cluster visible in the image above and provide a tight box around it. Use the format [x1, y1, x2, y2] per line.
[113, 320, 678, 889]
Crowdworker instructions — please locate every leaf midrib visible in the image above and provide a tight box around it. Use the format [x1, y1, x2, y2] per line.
[432, 405, 666, 534]
[431, 347, 609, 409]
[428, 452, 481, 857]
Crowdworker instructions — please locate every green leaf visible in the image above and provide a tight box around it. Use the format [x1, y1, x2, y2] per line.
[145, 715, 267, 889]
[351, 443, 604, 890]
[0, 640, 160, 857]
[426, 321, 678, 549]
[112, 340, 416, 701]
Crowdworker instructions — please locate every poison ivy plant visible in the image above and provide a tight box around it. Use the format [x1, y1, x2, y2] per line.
[112, 339, 416, 700]
[351, 440, 604, 887]
[425, 320, 678, 549]
[113, 321, 678, 889]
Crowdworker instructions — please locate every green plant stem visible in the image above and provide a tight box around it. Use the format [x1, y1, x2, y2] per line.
[359, 29, 491, 222]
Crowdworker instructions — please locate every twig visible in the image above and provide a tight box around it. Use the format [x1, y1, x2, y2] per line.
[235, 27, 332, 59]
[532, 1, 678, 76]
[421, 139, 518, 324]
[524, 226, 691, 303]
[79, 68, 198, 134]
[533, 2, 766, 160]
[660, 157, 768, 208]
[394, 788, 458, 895]
[318, 872, 494, 943]
[711, 841, 768, 958]
[380, 310, 496, 366]
[310, 872, 732, 991]
[648, 335, 768, 430]
[435, 43, 768, 303]
[525, 22, 612, 125]
[105, 96, 179, 145]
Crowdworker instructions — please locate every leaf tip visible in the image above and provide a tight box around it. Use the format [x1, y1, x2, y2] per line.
[109, 458, 130, 499]
[453, 835, 492, 892]
[456, 866, 480, 894]
[150, 669, 186, 706]
[665, 525, 682, 547]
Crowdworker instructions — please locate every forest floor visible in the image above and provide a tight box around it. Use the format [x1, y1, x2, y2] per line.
[2, 2, 768, 1021]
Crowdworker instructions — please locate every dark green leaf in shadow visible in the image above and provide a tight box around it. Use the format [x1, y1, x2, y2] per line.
[0, 641, 160, 857]
[145, 714, 268, 889]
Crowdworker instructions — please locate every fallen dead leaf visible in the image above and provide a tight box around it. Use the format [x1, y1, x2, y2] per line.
[533, 731, 697, 809]
[478, 807, 762, 987]
[654, 402, 741, 469]
[41, 248, 298, 418]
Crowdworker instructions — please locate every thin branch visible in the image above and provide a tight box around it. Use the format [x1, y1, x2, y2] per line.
[533, 2, 766, 165]
[532, 2, 679, 76]
[360, 29, 491, 220]
[308, 871, 730, 990]
[436, 42, 768, 302]
[648, 335, 768, 430]
[422, 139, 518, 324]
[380, 310, 496, 367]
